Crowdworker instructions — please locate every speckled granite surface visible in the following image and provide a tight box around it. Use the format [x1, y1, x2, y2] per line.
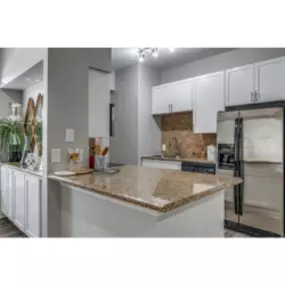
[141, 156, 215, 164]
[49, 165, 242, 212]
[0, 162, 42, 177]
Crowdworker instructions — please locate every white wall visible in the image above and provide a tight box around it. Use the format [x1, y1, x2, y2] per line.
[0, 48, 46, 87]
[161, 48, 285, 84]
[22, 81, 44, 112]
[110, 64, 139, 165]
[138, 64, 161, 160]
[0, 89, 22, 119]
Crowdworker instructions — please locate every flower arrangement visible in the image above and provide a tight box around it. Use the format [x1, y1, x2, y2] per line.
[68, 148, 83, 171]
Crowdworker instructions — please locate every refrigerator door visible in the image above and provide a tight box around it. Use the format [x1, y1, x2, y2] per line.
[216, 111, 240, 224]
[239, 107, 283, 236]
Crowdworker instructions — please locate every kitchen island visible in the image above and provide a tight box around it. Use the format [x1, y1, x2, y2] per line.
[49, 165, 242, 237]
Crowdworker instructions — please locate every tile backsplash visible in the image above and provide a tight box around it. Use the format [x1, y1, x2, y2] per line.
[161, 112, 216, 159]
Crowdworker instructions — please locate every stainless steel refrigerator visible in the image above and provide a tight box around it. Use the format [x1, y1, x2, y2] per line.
[217, 106, 284, 237]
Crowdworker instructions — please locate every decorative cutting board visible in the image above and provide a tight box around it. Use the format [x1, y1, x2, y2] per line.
[54, 168, 93, 177]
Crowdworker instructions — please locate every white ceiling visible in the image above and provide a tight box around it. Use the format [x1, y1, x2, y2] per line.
[112, 48, 236, 71]
[2, 61, 43, 90]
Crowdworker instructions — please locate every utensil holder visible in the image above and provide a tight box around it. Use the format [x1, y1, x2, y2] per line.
[95, 155, 106, 172]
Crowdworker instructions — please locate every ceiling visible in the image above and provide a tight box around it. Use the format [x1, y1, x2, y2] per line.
[112, 48, 236, 71]
[2, 61, 43, 90]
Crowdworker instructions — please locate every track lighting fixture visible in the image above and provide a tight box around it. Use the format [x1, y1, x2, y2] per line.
[136, 48, 175, 62]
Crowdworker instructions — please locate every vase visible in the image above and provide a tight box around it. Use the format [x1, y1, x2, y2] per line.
[20, 135, 32, 166]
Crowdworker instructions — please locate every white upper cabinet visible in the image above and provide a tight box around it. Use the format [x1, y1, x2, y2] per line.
[152, 80, 192, 115]
[170, 80, 193, 112]
[14, 170, 25, 231]
[226, 64, 255, 106]
[255, 57, 285, 103]
[193, 72, 225, 133]
[152, 84, 172, 114]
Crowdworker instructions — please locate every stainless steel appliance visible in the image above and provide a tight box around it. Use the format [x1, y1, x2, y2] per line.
[217, 106, 284, 237]
[182, 162, 216, 174]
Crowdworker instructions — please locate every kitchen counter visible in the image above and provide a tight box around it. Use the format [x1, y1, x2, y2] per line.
[141, 155, 215, 165]
[0, 162, 42, 177]
[49, 164, 242, 213]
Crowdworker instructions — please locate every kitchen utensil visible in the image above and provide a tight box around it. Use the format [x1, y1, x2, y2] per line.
[102, 147, 109, 156]
[95, 155, 106, 172]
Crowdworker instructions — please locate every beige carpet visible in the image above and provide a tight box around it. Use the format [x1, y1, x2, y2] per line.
[0, 217, 26, 238]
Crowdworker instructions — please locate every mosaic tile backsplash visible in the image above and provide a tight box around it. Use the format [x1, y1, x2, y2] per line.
[161, 112, 217, 159]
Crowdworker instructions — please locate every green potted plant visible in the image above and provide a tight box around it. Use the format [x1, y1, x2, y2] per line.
[0, 118, 25, 162]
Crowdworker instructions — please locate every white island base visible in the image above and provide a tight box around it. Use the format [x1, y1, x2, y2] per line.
[57, 184, 225, 237]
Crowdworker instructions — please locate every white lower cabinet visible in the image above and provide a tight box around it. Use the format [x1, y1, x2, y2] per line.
[142, 159, 181, 171]
[0, 166, 41, 237]
[25, 175, 41, 237]
[1, 166, 8, 216]
[14, 170, 25, 231]
[7, 168, 14, 221]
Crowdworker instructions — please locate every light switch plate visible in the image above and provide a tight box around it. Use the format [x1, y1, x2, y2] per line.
[51, 149, 61, 163]
[66, 129, 74, 142]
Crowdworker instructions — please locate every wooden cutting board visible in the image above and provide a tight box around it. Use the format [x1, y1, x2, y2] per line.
[72, 168, 94, 175]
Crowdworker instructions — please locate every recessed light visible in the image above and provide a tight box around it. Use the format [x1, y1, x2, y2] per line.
[26, 78, 31, 81]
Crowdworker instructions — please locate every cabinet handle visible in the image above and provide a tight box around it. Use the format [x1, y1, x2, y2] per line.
[250, 91, 255, 102]
[255, 91, 259, 101]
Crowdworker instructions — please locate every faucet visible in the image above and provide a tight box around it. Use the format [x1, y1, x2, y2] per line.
[170, 137, 182, 157]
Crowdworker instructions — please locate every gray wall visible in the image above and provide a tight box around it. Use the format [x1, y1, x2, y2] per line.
[138, 64, 161, 160]
[0, 89, 23, 118]
[47, 48, 111, 172]
[161, 48, 285, 84]
[110, 64, 139, 165]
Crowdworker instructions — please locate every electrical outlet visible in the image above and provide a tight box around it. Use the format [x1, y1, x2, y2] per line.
[51, 149, 61, 163]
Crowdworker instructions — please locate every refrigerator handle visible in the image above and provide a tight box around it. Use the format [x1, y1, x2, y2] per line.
[238, 117, 244, 216]
[233, 118, 240, 216]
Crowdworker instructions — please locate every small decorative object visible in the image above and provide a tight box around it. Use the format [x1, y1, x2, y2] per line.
[68, 148, 83, 171]
[25, 153, 40, 170]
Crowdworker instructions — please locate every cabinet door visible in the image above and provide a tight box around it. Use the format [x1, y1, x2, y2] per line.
[25, 175, 41, 237]
[152, 85, 172, 115]
[226, 65, 255, 106]
[13, 171, 25, 231]
[0, 167, 8, 216]
[170, 80, 193, 112]
[7, 168, 14, 220]
[255, 57, 285, 103]
[193, 72, 225, 133]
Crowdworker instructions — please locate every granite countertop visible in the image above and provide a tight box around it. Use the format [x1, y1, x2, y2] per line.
[141, 155, 216, 165]
[49, 165, 242, 213]
[0, 162, 42, 177]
